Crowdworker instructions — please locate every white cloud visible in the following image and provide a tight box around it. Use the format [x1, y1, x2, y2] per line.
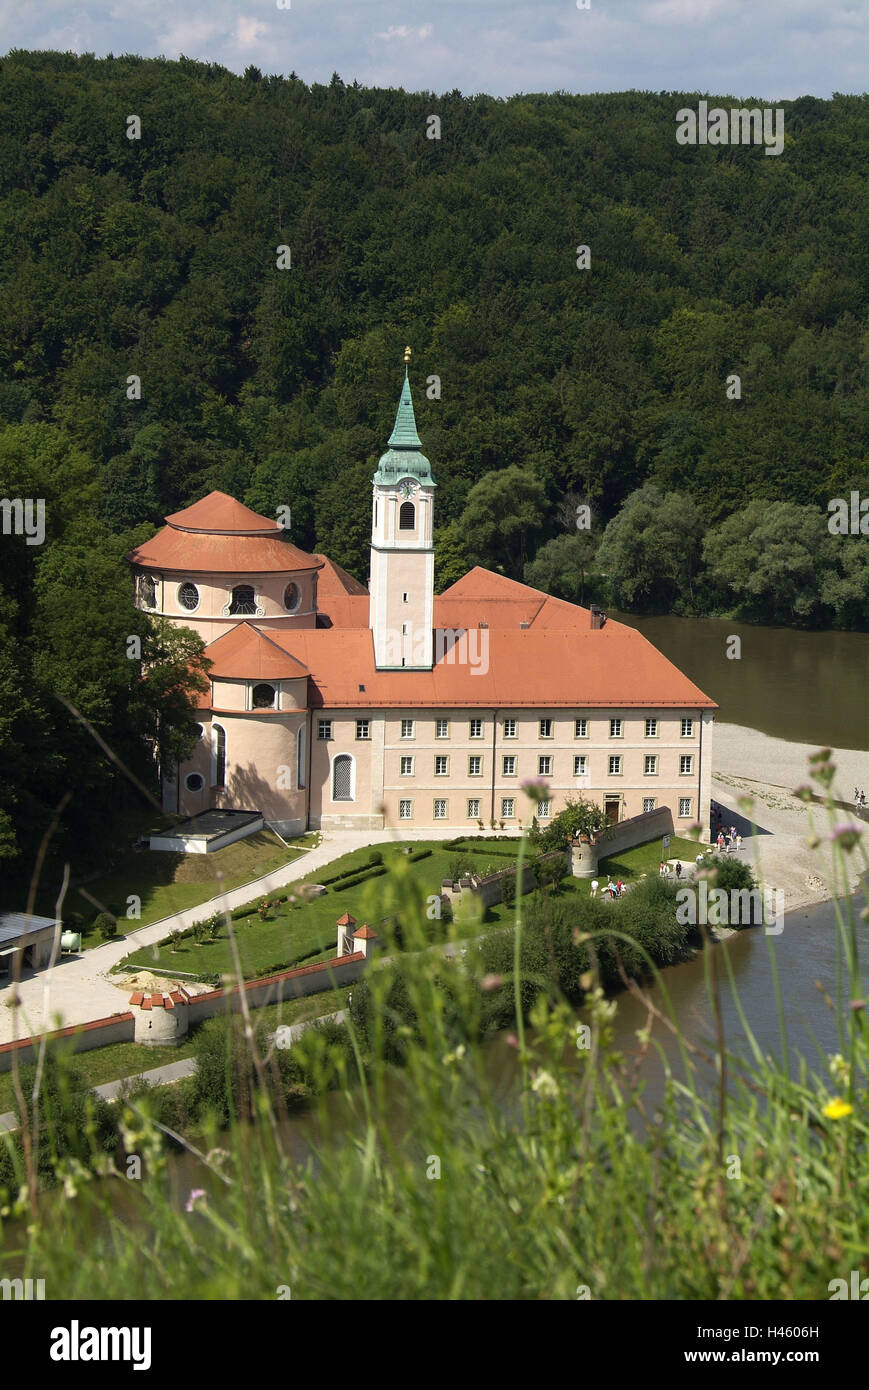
[375, 24, 434, 42]
[234, 17, 268, 48]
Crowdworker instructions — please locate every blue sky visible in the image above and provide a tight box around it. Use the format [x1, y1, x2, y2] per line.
[3, 0, 867, 98]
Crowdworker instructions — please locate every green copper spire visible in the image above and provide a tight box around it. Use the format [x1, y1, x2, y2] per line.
[387, 369, 423, 449]
[373, 347, 436, 487]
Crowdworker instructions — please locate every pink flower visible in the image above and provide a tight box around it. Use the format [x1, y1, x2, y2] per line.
[185, 1188, 207, 1212]
[830, 823, 862, 852]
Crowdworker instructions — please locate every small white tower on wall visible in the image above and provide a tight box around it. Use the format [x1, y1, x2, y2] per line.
[369, 348, 437, 669]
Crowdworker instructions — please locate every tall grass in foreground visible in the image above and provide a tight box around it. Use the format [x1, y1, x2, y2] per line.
[1, 754, 867, 1299]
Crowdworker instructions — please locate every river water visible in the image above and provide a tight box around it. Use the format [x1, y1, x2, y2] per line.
[609, 611, 869, 751]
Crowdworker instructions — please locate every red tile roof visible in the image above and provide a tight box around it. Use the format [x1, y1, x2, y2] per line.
[353, 924, 377, 939]
[165, 491, 282, 534]
[127, 493, 323, 575]
[201, 609, 715, 710]
[204, 622, 310, 680]
[314, 554, 368, 597]
[335, 912, 357, 926]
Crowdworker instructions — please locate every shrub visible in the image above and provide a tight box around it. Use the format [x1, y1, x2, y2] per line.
[407, 848, 432, 862]
[93, 912, 117, 941]
[368, 850, 383, 865]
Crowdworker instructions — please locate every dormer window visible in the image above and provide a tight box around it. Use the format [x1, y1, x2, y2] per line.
[229, 584, 257, 615]
[399, 502, 415, 530]
[252, 683, 276, 709]
[283, 582, 301, 612]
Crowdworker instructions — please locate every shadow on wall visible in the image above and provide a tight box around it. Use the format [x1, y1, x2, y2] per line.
[226, 760, 302, 823]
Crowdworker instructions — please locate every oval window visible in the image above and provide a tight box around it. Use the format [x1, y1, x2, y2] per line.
[178, 582, 200, 611]
[284, 582, 301, 612]
[185, 772, 204, 792]
[252, 683, 276, 709]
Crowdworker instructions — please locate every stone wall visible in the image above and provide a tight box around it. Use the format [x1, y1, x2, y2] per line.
[594, 805, 675, 858]
[0, 1012, 135, 1073]
[440, 851, 568, 912]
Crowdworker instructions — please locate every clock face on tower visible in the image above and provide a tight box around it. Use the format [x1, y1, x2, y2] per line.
[397, 478, 417, 500]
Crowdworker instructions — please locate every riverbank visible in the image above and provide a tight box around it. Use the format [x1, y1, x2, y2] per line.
[712, 721, 869, 912]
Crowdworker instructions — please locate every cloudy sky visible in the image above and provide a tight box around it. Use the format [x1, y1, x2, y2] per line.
[3, 0, 867, 98]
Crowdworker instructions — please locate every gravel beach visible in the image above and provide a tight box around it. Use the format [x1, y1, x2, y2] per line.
[712, 721, 869, 912]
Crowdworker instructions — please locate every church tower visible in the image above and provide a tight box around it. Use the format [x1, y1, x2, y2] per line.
[369, 348, 437, 669]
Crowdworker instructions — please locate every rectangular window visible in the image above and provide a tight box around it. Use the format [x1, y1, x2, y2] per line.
[400, 755, 414, 776]
[538, 755, 552, 776]
[680, 754, 693, 775]
[399, 800, 413, 820]
[468, 755, 482, 776]
[679, 797, 692, 818]
[501, 797, 515, 819]
[435, 755, 449, 776]
[436, 718, 449, 738]
[504, 717, 517, 738]
[433, 799, 448, 820]
[401, 719, 415, 739]
[644, 755, 658, 775]
[355, 719, 370, 740]
[467, 798, 480, 819]
[644, 718, 658, 738]
[502, 755, 516, 776]
[608, 755, 622, 776]
[539, 718, 552, 738]
[610, 718, 622, 738]
[575, 718, 587, 738]
[537, 800, 551, 818]
[574, 755, 588, 776]
[643, 797, 657, 813]
[317, 720, 332, 740]
[469, 718, 483, 738]
[681, 718, 694, 738]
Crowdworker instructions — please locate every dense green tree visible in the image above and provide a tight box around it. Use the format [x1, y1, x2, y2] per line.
[459, 465, 548, 579]
[524, 531, 599, 606]
[596, 483, 705, 612]
[702, 502, 835, 627]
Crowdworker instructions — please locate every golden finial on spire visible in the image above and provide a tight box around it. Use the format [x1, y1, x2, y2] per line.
[404, 345, 412, 364]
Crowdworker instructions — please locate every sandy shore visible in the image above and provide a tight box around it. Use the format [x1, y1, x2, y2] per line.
[712, 722, 869, 912]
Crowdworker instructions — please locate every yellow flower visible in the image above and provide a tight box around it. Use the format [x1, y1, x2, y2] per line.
[822, 1097, 853, 1121]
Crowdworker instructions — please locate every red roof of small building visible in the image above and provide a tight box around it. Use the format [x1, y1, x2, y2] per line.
[353, 924, 377, 939]
[335, 912, 357, 926]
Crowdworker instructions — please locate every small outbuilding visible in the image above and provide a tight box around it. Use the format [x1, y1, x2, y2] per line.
[0, 913, 61, 976]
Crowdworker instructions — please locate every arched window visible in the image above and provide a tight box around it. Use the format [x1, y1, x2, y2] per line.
[178, 581, 200, 611]
[252, 683, 276, 709]
[229, 584, 257, 615]
[213, 724, 226, 788]
[283, 582, 300, 612]
[297, 724, 306, 789]
[139, 573, 156, 609]
[332, 753, 353, 802]
[399, 501, 415, 530]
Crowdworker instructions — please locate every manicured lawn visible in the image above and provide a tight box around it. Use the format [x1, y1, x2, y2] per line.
[598, 833, 706, 881]
[118, 837, 522, 980]
[66, 829, 317, 946]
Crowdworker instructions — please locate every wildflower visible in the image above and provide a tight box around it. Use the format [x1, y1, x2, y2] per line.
[829, 1053, 850, 1085]
[850, 999, 866, 1011]
[530, 1069, 559, 1099]
[520, 778, 550, 802]
[481, 973, 503, 991]
[830, 823, 862, 852]
[822, 1098, 853, 1121]
[793, 784, 813, 802]
[185, 1188, 207, 1212]
[506, 1033, 519, 1048]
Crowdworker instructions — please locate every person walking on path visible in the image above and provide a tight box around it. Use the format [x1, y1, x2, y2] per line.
[717, 832, 725, 852]
[736, 833, 743, 852]
[674, 861, 682, 879]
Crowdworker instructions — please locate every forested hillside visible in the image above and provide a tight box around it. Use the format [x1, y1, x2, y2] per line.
[1, 50, 869, 887]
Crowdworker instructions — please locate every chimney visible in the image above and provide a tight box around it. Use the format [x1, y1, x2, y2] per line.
[590, 605, 605, 630]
